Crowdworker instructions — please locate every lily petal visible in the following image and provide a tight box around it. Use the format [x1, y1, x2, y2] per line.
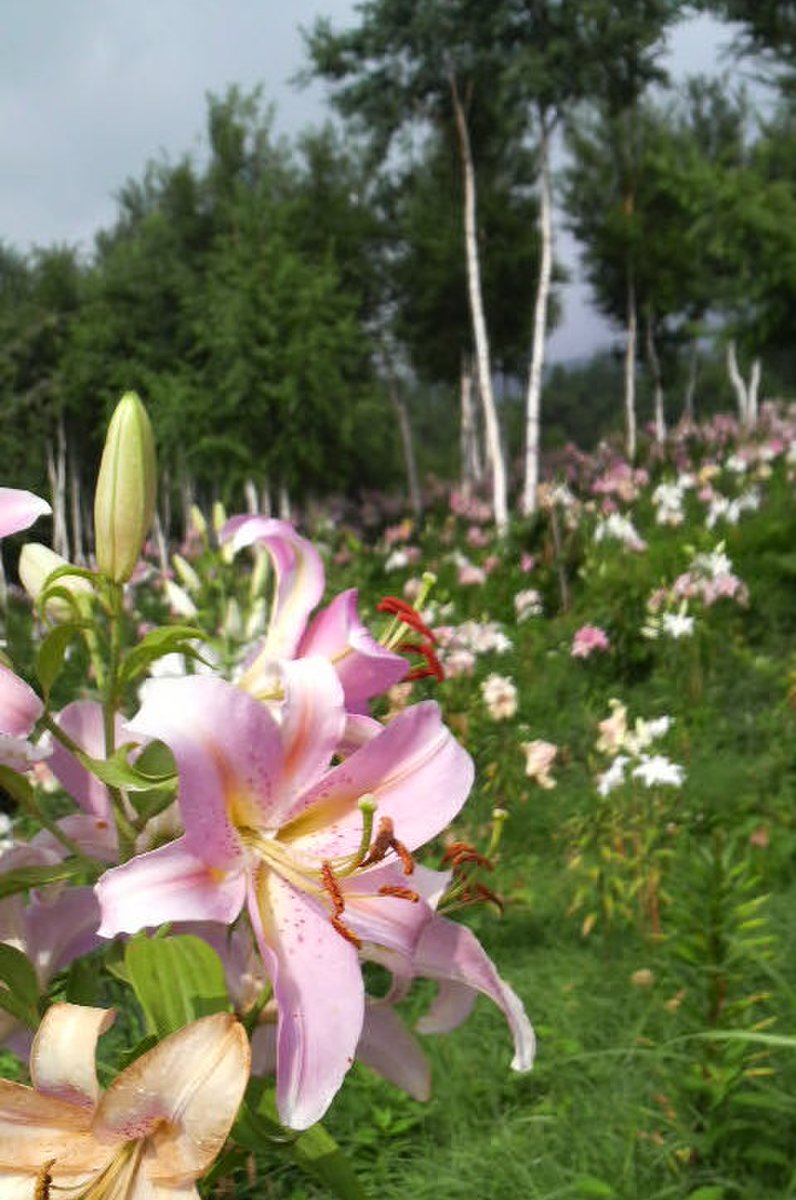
[96, 837, 246, 938]
[0, 666, 42, 738]
[276, 658, 346, 818]
[222, 516, 325, 665]
[0, 1079, 98, 1170]
[48, 700, 123, 818]
[127, 676, 283, 864]
[30, 1003, 114, 1108]
[412, 916, 536, 1072]
[281, 702, 474, 860]
[94, 1013, 249, 1180]
[342, 863, 449, 959]
[357, 1001, 431, 1102]
[0, 487, 50, 540]
[25, 885, 101, 985]
[298, 589, 407, 708]
[249, 869, 363, 1130]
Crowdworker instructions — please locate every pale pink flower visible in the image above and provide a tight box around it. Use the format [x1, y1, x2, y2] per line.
[458, 562, 487, 586]
[521, 740, 558, 789]
[481, 674, 518, 720]
[519, 552, 536, 573]
[571, 625, 610, 659]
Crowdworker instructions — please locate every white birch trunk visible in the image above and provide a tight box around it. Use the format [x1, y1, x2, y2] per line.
[747, 357, 761, 429]
[47, 415, 69, 558]
[278, 484, 291, 523]
[180, 474, 195, 545]
[460, 353, 483, 497]
[389, 379, 423, 517]
[644, 310, 666, 445]
[244, 479, 259, 515]
[450, 75, 508, 535]
[69, 455, 84, 565]
[521, 112, 554, 516]
[682, 339, 699, 423]
[624, 270, 638, 462]
[726, 339, 749, 426]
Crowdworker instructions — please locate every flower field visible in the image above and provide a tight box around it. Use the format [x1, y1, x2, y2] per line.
[1, 399, 795, 1197]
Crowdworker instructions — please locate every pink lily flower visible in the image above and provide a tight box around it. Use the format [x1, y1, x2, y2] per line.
[0, 486, 50, 540]
[0, 664, 48, 772]
[39, 700, 126, 862]
[0, 843, 100, 1054]
[95, 663, 473, 1129]
[222, 516, 408, 710]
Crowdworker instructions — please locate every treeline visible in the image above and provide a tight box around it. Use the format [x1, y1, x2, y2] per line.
[2, 1, 796, 533]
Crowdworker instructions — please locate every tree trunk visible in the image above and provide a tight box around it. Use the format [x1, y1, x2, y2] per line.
[180, 473, 195, 545]
[624, 269, 638, 461]
[450, 74, 508, 535]
[682, 339, 699, 423]
[521, 110, 554, 516]
[747, 357, 761, 429]
[244, 479, 259, 515]
[47, 414, 69, 559]
[644, 309, 666, 445]
[278, 484, 291, 523]
[69, 453, 84, 565]
[725, 338, 749, 427]
[460, 352, 482, 498]
[389, 378, 423, 518]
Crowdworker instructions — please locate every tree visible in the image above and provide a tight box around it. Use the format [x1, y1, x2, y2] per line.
[304, 0, 517, 532]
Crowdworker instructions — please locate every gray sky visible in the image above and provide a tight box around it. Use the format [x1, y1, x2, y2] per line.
[1, 2, 741, 362]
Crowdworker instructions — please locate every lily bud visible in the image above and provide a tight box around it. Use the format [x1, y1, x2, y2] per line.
[19, 543, 93, 620]
[172, 552, 201, 594]
[94, 391, 156, 583]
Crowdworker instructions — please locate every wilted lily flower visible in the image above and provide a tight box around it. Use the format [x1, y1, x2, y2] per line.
[0, 1003, 249, 1196]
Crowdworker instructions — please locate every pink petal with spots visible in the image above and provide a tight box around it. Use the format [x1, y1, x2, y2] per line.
[127, 675, 283, 862]
[248, 869, 363, 1130]
[281, 702, 473, 861]
[95, 836, 246, 938]
[275, 658, 346, 819]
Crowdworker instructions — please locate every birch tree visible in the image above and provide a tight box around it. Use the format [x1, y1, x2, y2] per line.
[304, 0, 516, 532]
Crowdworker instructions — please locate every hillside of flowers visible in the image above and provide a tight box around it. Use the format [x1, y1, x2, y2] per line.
[1, 397, 795, 1198]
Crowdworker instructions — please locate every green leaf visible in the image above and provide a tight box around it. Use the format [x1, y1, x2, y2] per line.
[0, 944, 39, 1027]
[0, 860, 81, 900]
[236, 1078, 369, 1199]
[63, 955, 101, 1006]
[75, 744, 176, 793]
[574, 1176, 616, 1198]
[119, 625, 210, 687]
[124, 934, 230, 1037]
[36, 624, 82, 696]
[687, 1188, 725, 1200]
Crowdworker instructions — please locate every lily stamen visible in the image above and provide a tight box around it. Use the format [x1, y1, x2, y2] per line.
[378, 885, 420, 902]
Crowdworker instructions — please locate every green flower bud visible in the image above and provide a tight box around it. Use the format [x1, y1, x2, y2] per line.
[94, 392, 156, 583]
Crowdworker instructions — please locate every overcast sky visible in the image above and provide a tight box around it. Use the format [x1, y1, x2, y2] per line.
[1, 2, 742, 362]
